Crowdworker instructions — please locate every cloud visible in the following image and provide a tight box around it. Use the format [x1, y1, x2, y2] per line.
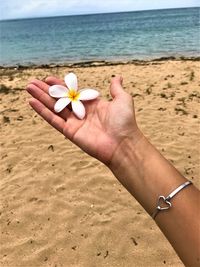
[0, 0, 65, 19]
[0, 0, 199, 20]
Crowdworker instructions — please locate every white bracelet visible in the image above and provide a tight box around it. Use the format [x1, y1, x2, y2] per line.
[152, 181, 192, 219]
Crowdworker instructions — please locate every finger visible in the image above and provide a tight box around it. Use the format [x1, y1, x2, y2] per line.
[26, 84, 70, 119]
[45, 76, 65, 86]
[27, 83, 55, 108]
[29, 98, 65, 134]
[110, 76, 125, 99]
[30, 79, 50, 94]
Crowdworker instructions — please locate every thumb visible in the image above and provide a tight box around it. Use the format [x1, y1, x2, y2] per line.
[110, 75, 125, 99]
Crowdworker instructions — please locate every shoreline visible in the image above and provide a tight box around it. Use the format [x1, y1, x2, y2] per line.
[0, 56, 200, 70]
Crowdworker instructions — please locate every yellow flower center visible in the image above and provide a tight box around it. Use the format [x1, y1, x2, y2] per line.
[66, 89, 80, 101]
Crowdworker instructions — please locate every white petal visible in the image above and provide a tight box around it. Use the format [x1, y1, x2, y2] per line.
[64, 73, 78, 91]
[72, 100, 85, 120]
[54, 97, 71, 113]
[49, 85, 68, 98]
[79, 89, 100, 101]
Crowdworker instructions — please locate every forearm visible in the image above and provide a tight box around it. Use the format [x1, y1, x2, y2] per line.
[109, 130, 200, 267]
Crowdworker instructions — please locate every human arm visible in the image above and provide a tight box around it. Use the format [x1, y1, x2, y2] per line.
[26, 75, 200, 267]
[109, 130, 200, 267]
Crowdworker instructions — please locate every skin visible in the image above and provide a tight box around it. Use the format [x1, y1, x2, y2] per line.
[26, 76, 200, 267]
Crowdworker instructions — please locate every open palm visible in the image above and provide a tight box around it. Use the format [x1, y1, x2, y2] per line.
[27, 76, 139, 165]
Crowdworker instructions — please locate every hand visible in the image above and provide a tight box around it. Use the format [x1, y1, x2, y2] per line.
[27, 75, 200, 267]
[26, 76, 142, 165]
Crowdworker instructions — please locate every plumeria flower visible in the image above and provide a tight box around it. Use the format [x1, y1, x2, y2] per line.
[49, 73, 99, 119]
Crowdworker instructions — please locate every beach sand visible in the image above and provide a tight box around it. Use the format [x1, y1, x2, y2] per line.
[0, 59, 199, 267]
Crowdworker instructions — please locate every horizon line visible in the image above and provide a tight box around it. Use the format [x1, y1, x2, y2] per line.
[0, 6, 199, 22]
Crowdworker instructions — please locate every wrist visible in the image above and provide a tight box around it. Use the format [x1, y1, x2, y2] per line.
[109, 128, 147, 169]
[108, 128, 149, 194]
[108, 128, 186, 214]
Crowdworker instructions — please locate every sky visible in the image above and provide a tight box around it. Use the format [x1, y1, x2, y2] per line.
[0, 0, 199, 20]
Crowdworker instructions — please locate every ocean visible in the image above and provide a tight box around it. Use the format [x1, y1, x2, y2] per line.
[0, 7, 199, 66]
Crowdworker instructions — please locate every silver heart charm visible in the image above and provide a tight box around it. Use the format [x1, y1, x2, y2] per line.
[157, 196, 172, 211]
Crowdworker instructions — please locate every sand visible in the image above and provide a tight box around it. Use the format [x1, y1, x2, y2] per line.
[0, 59, 199, 267]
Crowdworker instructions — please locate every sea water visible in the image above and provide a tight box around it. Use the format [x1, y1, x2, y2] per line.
[0, 7, 199, 66]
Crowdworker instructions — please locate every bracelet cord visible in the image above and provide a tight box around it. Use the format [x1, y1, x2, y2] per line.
[152, 181, 192, 219]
